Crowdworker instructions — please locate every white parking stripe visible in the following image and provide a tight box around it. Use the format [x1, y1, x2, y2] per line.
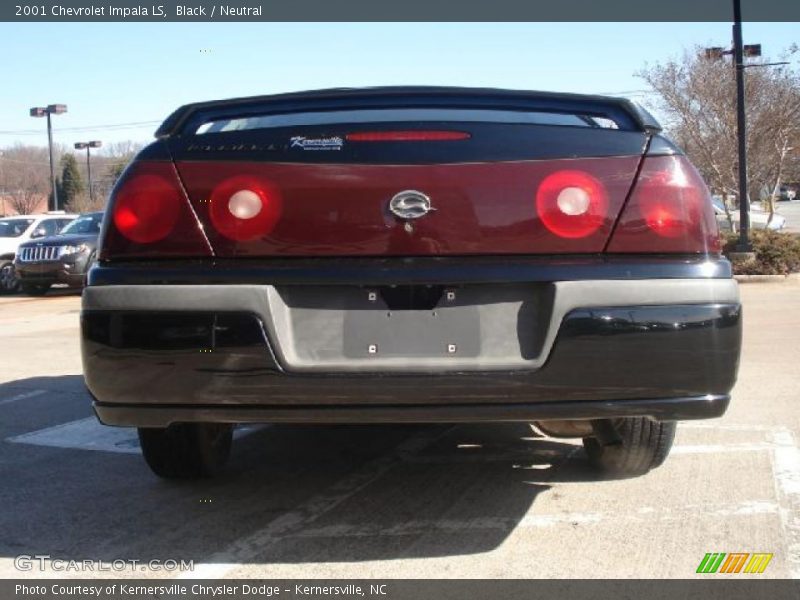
[288, 500, 781, 539]
[7, 417, 265, 454]
[8, 417, 142, 454]
[679, 422, 779, 432]
[180, 425, 454, 580]
[0, 389, 47, 406]
[770, 428, 800, 578]
[672, 442, 776, 454]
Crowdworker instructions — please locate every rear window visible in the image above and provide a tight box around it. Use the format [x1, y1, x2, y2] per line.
[0, 219, 34, 238]
[60, 213, 103, 235]
[196, 108, 619, 134]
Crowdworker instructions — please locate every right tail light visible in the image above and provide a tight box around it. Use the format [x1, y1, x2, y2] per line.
[606, 155, 721, 254]
[535, 169, 609, 239]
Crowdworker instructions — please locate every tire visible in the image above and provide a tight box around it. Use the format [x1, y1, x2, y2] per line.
[582, 417, 676, 477]
[0, 261, 19, 294]
[20, 283, 51, 296]
[138, 423, 233, 479]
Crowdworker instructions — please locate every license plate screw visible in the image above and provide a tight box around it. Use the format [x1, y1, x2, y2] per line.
[446, 290, 456, 302]
[447, 343, 457, 354]
[367, 291, 377, 302]
[368, 344, 378, 354]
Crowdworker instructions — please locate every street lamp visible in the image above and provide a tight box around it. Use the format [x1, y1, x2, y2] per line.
[74, 141, 102, 204]
[732, 0, 751, 251]
[29, 104, 67, 211]
[703, 1, 789, 253]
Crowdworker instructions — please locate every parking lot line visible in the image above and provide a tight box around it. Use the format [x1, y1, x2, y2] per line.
[0, 389, 47, 406]
[179, 425, 455, 580]
[286, 499, 781, 539]
[680, 422, 780, 432]
[769, 428, 800, 577]
[671, 442, 777, 454]
[7, 417, 266, 454]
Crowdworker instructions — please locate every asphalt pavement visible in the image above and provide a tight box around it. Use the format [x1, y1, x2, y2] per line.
[0, 282, 798, 579]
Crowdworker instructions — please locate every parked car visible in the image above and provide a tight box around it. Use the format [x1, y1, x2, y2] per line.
[0, 212, 76, 293]
[81, 87, 741, 481]
[712, 196, 786, 231]
[14, 211, 103, 296]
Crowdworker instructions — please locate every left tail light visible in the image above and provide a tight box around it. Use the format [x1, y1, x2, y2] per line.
[100, 161, 212, 259]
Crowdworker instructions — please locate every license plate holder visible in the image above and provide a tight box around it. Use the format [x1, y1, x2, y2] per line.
[343, 306, 480, 358]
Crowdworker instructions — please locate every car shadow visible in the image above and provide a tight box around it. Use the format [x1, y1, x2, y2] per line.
[1, 374, 609, 568]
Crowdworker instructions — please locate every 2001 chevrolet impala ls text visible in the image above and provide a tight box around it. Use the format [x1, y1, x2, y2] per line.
[80, 87, 741, 480]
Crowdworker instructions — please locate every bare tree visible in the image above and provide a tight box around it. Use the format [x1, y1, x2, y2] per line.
[65, 190, 106, 214]
[0, 145, 51, 215]
[91, 141, 144, 204]
[638, 46, 800, 228]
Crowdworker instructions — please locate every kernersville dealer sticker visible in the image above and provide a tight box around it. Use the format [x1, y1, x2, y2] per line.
[289, 136, 344, 151]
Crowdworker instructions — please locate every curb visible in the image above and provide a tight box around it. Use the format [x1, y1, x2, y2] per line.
[734, 273, 800, 283]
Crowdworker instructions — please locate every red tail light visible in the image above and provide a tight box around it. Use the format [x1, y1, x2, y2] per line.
[208, 176, 282, 242]
[536, 170, 609, 239]
[100, 161, 212, 259]
[113, 169, 181, 244]
[345, 131, 470, 142]
[607, 155, 720, 254]
[175, 157, 641, 256]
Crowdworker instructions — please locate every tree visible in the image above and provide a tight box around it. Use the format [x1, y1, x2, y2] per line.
[638, 46, 800, 227]
[94, 141, 143, 203]
[59, 153, 84, 209]
[0, 145, 50, 215]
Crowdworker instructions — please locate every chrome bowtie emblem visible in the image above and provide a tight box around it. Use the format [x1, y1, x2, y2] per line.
[389, 190, 435, 220]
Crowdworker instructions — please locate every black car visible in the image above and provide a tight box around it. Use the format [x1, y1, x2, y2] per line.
[81, 87, 741, 481]
[15, 211, 103, 295]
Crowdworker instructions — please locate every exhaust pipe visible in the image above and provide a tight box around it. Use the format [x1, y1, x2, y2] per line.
[590, 419, 623, 447]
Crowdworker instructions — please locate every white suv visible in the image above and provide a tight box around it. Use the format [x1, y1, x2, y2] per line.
[0, 213, 76, 293]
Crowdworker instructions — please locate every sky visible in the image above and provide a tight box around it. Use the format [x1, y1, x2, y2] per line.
[0, 22, 797, 152]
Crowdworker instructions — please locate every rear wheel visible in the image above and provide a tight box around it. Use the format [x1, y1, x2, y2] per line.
[582, 417, 676, 477]
[0, 261, 19, 294]
[20, 283, 50, 296]
[138, 423, 233, 479]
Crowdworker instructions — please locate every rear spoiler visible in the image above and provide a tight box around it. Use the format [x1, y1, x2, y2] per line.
[154, 86, 661, 139]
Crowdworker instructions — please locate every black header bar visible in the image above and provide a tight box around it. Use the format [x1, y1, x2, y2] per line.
[4, 0, 800, 22]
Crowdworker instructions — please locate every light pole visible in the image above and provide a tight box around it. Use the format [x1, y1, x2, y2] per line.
[29, 104, 67, 212]
[74, 141, 102, 204]
[703, 0, 789, 252]
[732, 0, 751, 251]
[703, 18, 760, 251]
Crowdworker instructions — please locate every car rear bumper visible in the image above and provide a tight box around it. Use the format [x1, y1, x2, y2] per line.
[81, 261, 741, 427]
[94, 396, 731, 427]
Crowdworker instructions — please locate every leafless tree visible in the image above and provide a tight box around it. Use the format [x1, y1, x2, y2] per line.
[0, 145, 51, 215]
[638, 46, 800, 227]
[91, 141, 144, 204]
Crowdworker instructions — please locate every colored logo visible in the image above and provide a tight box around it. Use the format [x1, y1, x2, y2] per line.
[696, 552, 773, 574]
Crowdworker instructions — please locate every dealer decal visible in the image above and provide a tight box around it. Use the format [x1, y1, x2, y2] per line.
[290, 136, 344, 151]
[696, 552, 773, 574]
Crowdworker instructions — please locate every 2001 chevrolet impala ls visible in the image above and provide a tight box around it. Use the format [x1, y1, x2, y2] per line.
[81, 87, 741, 479]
